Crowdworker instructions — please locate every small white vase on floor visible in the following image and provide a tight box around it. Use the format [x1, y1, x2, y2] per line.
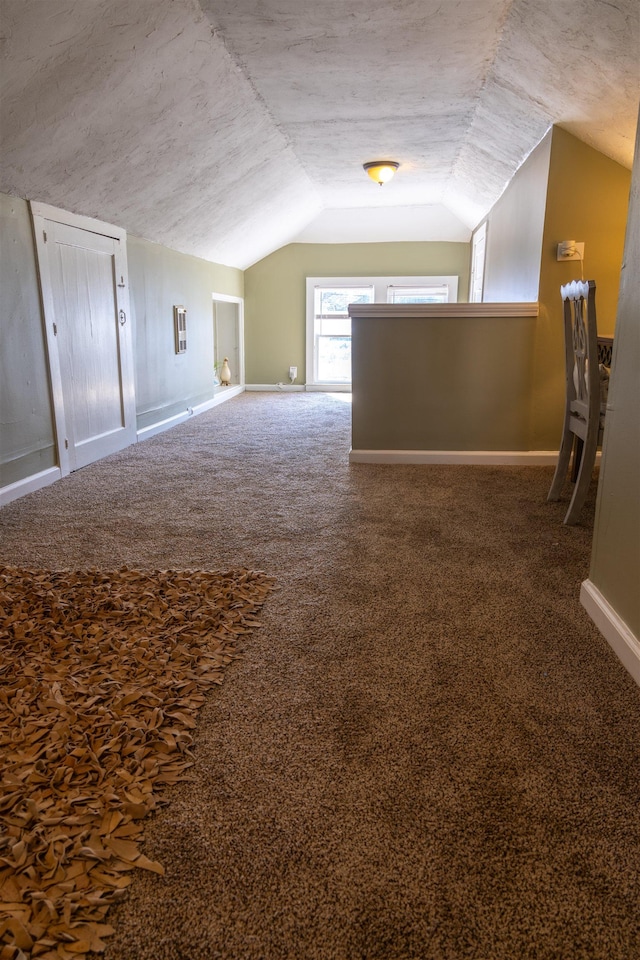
[220, 358, 232, 386]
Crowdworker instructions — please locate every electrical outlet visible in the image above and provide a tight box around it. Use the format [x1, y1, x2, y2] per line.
[289, 366, 297, 381]
[557, 241, 584, 261]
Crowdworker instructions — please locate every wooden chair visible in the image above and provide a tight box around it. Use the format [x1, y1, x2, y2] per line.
[547, 279, 607, 524]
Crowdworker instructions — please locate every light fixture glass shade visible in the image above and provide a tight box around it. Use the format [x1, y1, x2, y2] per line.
[363, 161, 399, 185]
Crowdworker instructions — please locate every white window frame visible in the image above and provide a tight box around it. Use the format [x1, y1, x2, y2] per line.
[306, 275, 459, 389]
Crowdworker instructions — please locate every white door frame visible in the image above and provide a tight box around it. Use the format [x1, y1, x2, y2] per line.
[469, 221, 488, 303]
[212, 291, 245, 387]
[30, 201, 136, 476]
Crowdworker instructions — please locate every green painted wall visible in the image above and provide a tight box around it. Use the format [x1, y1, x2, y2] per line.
[351, 311, 536, 451]
[128, 236, 243, 429]
[589, 116, 640, 643]
[0, 195, 57, 487]
[0, 195, 244, 490]
[533, 127, 631, 450]
[244, 242, 470, 384]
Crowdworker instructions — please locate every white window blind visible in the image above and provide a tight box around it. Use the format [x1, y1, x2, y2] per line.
[387, 284, 450, 304]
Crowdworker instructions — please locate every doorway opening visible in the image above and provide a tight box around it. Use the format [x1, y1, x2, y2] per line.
[212, 293, 244, 391]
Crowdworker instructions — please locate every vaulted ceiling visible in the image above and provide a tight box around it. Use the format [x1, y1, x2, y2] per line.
[1, 0, 638, 268]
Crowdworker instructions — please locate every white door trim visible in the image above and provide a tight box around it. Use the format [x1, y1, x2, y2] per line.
[469, 221, 488, 302]
[32, 209, 69, 475]
[30, 202, 126, 241]
[212, 291, 245, 387]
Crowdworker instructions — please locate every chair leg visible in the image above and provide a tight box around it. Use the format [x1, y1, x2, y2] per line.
[564, 432, 599, 524]
[570, 437, 584, 482]
[548, 427, 574, 501]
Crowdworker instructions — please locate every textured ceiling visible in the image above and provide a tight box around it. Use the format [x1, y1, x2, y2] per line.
[1, 0, 638, 268]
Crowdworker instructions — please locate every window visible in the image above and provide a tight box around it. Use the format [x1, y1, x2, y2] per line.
[387, 284, 450, 304]
[311, 285, 374, 384]
[306, 275, 458, 388]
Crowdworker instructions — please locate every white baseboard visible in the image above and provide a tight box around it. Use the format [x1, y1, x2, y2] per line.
[189, 383, 245, 416]
[349, 449, 559, 465]
[1, 391, 246, 506]
[137, 410, 190, 441]
[196, 385, 244, 409]
[0, 466, 62, 507]
[245, 384, 352, 393]
[137, 385, 244, 441]
[305, 383, 351, 392]
[580, 579, 640, 688]
[245, 383, 305, 392]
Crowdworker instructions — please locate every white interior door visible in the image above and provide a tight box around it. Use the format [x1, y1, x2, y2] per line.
[31, 203, 136, 474]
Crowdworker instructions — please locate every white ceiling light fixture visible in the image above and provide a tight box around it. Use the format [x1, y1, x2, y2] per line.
[363, 161, 400, 186]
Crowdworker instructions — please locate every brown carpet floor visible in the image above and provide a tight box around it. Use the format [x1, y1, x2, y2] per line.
[1, 391, 639, 960]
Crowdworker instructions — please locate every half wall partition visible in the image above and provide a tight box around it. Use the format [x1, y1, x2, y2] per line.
[349, 301, 542, 464]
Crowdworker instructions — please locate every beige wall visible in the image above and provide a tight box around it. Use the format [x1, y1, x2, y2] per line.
[481, 131, 552, 303]
[589, 117, 640, 642]
[480, 125, 630, 451]
[532, 127, 632, 450]
[244, 242, 470, 384]
[541, 127, 631, 335]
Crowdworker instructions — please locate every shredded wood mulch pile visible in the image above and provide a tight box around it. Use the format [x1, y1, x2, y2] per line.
[0, 566, 274, 960]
